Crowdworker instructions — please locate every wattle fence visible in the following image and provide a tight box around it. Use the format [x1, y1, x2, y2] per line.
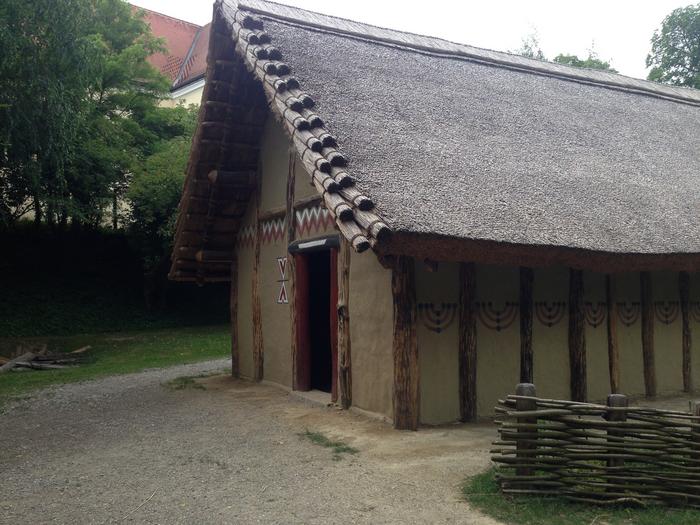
[491, 383, 700, 508]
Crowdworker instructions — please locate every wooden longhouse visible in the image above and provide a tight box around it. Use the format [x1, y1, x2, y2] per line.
[170, 0, 700, 430]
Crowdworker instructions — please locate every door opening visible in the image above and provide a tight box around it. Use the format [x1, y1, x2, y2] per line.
[292, 239, 338, 399]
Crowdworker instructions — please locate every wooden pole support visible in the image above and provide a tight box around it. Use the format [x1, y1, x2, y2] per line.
[568, 269, 587, 402]
[337, 238, 352, 409]
[679, 272, 692, 393]
[230, 253, 239, 378]
[519, 267, 534, 383]
[606, 394, 628, 471]
[640, 272, 656, 398]
[459, 262, 477, 422]
[606, 274, 620, 394]
[392, 256, 419, 430]
[515, 383, 537, 478]
[691, 400, 700, 463]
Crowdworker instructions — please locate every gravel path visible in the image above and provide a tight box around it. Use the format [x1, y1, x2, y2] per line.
[0, 360, 500, 524]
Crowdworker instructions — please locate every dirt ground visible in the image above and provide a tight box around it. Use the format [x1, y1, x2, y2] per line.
[0, 359, 502, 524]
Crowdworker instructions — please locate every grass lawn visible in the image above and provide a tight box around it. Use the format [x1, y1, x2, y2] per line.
[0, 325, 230, 405]
[464, 468, 700, 525]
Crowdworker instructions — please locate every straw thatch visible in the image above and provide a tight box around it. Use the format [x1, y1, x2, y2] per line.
[170, 0, 700, 282]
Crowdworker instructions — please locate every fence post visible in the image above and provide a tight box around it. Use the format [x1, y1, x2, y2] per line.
[515, 383, 537, 478]
[691, 401, 700, 463]
[606, 394, 628, 471]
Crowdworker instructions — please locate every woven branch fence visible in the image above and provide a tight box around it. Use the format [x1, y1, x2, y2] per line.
[491, 383, 700, 508]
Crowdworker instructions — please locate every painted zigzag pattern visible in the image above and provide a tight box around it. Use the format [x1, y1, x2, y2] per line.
[237, 205, 335, 249]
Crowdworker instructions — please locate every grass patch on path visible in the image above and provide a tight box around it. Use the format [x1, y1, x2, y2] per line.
[301, 430, 358, 460]
[0, 325, 229, 405]
[463, 468, 700, 525]
[163, 371, 225, 391]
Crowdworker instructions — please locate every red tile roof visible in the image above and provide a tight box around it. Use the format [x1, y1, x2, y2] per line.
[134, 5, 209, 89]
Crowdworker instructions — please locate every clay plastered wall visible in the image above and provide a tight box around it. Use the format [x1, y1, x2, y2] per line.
[415, 262, 460, 424]
[475, 264, 520, 417]
[238, 116, 337, 388]
[615, 272, 645, 395]
[350, 250, 394, 419]
[653, 271, 684, 395]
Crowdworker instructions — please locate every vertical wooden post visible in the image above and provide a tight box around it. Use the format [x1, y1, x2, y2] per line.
[330, 249, 339, 403]
[294, 254, 311, 391]
[606, 394, 627, 470]
[679, 272, 692, 393]
[230, 252, 239, 378]
[459, 262, 477, 422]
[640, 272, 656, 398]
[519, 267, 534, 383]
[568, 269, 587, 402]
[392, 255, 419, 430]
[606, 274, 620, 394]
[515, 383, 537, 478]
[337, 238, 352, 409]
[690, 401, 700, 463]
[251, 173, 264, 382]
[286, 152, 297, 388]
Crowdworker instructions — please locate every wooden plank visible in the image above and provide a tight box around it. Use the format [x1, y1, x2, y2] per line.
[230, 252, 239, 378]
[337, 238, 352, 409]
[286, 151, 298, 391]
[392, 256, 419, 430]
[251, 174, 264, 382]
[330, 248, 339, 403]
[519, 267, 534, 383]
[294, 253, 311, 391]
[568, 269, 587, 402]
[0, 352, 36, 374]
[640, 271, 656, 397]
[606, 274, 620, 394]
[679, 271, 692, 393]
[459, 262, 478, 422]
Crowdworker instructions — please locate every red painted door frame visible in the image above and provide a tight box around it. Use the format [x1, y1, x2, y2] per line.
[294, 254, 311, 391]
[292, 248, 338, 396]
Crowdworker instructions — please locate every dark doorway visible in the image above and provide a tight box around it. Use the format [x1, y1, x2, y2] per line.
[308, 250, 331, 392]
[292, 243, 338, 398]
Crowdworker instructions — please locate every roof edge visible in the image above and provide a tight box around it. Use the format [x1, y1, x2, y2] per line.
[380, 232, 700, 273]
[217, 0, 394, 253]
[236, 0, 700, 108]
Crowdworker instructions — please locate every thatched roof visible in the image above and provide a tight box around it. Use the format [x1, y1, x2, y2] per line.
[170, 0, 700, 281]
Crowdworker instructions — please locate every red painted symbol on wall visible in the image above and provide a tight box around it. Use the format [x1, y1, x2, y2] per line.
[277, 257, 289, 304]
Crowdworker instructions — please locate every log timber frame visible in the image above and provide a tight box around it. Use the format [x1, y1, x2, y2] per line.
[392, 256, 419, 430]
[568, 269, 586, 402]
[459, 262, 477, 422]
[519, 267, 534, 383]
[640, 271, 656, 397]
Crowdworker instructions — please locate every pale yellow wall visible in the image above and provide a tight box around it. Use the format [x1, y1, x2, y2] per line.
[584, 271, 609, 402]
[161, 84, 205, 108]
[415, 262, 460, 425]
[475, 264, 520, 417]
[532, 267, 570, 401]
[614, 272, 645, 395]
[653, 271, 684, 394]
[349, 250, 394, 418]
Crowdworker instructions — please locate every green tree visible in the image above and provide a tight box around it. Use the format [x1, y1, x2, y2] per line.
[126, 105, 197, 308]
[554, 52, 617, 72]
[647, 3, 700, 88]
[514, 33, 546, 60]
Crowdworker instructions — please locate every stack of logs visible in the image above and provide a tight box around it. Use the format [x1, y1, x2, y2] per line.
[0, 346, 90, 373]
[220, 4, 391, 252]
[492, 383, 700, 508]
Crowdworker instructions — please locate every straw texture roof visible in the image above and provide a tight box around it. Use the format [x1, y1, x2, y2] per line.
[171, 0, 700, 280]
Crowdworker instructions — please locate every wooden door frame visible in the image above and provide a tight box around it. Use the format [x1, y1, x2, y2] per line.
[290, 235, 339, 394]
